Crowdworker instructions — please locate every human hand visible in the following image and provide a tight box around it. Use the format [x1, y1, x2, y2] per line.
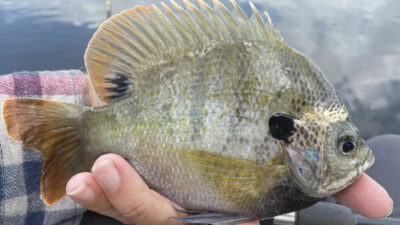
[333, 173, 393, 218]
[65, 153, 258, 225]
[66, 153, 392, 225]
[66, 153, 260, 225]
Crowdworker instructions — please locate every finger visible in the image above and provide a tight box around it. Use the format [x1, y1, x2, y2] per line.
[66, 172, 122, 219]
[85, 75, 106, 107]
[91, 153, 185, 225]
[333, 173, 393, 218]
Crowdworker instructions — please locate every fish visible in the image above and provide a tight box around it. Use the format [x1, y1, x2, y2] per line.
[2, 0, 374, 224]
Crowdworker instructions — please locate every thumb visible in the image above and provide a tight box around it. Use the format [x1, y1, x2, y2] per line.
[91, 154, 185, 225]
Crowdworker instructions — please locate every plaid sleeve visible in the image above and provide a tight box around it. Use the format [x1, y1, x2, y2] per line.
[0, 70, 88, 225]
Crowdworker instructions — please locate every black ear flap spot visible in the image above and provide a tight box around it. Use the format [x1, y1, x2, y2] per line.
[269, 113, 296, 143]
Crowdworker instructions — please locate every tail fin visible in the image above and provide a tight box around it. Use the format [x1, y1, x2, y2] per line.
[2, 98, 96, 205]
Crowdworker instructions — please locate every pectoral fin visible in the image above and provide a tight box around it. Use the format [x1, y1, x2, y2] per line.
[178, 149, 285, 210]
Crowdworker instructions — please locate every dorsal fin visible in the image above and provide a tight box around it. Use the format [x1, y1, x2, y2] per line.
[84, 0, 284, 102]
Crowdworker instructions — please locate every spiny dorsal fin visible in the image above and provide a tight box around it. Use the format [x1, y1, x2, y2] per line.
[84, 0, 284, 102]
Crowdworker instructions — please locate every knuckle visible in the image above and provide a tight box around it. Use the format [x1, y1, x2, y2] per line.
[95, 203, 117, 217]
[119, 200, 149, 222]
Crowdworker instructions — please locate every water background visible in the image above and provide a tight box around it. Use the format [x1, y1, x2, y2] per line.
[0, 0, 399, 138]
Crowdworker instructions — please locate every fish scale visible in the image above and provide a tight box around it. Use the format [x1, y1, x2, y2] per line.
[2, 0, 374, 224]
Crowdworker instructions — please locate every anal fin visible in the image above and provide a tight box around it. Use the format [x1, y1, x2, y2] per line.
[172, 211, 252, 225]
[170, 203, 253, 224]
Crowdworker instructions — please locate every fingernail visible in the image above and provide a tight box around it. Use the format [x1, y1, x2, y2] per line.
[383, 198, 393, 218]
[92, 159, 121, 192]
[67, 183, 95, 202]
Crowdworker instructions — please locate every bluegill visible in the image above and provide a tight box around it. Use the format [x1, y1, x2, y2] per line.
[2, 0, 374, 224]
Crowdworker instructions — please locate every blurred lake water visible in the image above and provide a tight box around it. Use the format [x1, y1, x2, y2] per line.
[0, 0, 399, 138]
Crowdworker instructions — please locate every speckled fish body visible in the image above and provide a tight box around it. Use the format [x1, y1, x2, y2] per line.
[2, 0, 374, 223]
[82, 42, 315, 217]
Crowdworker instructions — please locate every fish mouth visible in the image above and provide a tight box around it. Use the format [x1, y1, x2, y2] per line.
[332, 147, 375, 193]
[325, 148, 375, 195]
[286, 145, 375, 198]
[363, 148, 375, 171]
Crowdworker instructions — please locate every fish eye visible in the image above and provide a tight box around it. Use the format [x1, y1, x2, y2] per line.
[339, 136, 356, 154]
